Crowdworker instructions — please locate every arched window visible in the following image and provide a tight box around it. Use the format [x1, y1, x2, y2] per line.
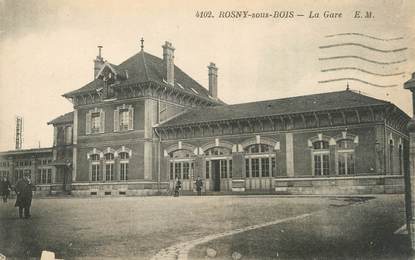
[337, 139, 355, 175]
[119, 152, 129, 181]
[90, 154, 100, 181]
[104, 153, 115, 181]
[169, 149, 193, 159]
[244, 144, 276, 178]
[168, 149, 194, 180]
[312, 141, 329, 176]
[204, 147, 231, 156]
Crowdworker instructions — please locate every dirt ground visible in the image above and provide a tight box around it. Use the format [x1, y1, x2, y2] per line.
[0, 195, 409, 259]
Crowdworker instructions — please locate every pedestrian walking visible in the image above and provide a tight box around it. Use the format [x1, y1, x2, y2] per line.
[195, 176, 203, 196]
[174, 177, 181, 197]
[0, 177, 11, 203]
[15, 174, 33, 219]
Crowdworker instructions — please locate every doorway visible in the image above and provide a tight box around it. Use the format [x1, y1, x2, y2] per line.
[211, 160, 220, 191]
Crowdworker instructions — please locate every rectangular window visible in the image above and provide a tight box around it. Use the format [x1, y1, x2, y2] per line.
[115, 105, 133, 132]
[245, 159, 250, 177]
[322, 154, 330, 175]
[314, 154, 329, 176]
[346, 153, 354, 175]
[92, 164, 100, 181]
[91, 112, 101, 133]
[338, 155, 346, 175]
[37, 169, 42, 183]
[105, 164, 114, 181]
[251, 158, 259, 177]
[399, 146, 403, 175]
[119, 109, 129, 131]
[261, 158, 270, 177]
[174, 162, 181, 179]
[120, 163, 128, 180]
[271, 157, 276, 177]
[47, 169, 52, 184]
[220, 159, 227, 178]
[42, 169, 47, 184]
[314, 155, 322, 176]
[183, 162, 190, 179]
[229, 160, 233, 179]
[191, 162, 194, 178]
[170, 162, 174, 180]
[205, 161, 210, 179]
[65, 126, 73, 144]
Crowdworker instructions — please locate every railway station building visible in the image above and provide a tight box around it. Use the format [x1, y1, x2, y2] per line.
[0, 40, 410, 196]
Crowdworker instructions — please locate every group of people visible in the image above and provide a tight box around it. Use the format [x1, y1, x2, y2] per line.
[0, 177, 11, 202]
[0, 175, 33, 219]
[173, 176, 203, 197]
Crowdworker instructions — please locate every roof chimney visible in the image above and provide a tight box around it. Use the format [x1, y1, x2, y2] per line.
[208, 62, 218, 99]
[162, 41, 175, 86]
[94, 46, 105, 79]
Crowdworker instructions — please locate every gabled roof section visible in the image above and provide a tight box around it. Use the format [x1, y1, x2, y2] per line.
[157, 90, 394, 127]
[95, 62, 119, 79]
[47, 111, 74, 125]
[63, 50, 220, 103]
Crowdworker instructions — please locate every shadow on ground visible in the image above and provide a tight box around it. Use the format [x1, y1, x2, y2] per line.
[188, 195, 411, 260]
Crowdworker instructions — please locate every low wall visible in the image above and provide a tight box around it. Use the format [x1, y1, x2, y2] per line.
[274, 175, 404, 195]
[70, 181, 170, 196]
[33, 184, 66, 196]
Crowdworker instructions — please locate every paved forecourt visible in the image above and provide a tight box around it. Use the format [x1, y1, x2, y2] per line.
[0, 195, 407, 259]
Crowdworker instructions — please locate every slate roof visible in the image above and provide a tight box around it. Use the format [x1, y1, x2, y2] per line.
[157, 90, 392, 127]
[63, 51, 219, 103]
[0, 147, 52, 156]
[47, 111, 74, 125]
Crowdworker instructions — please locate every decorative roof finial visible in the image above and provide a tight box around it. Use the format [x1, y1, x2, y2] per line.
[346, 81, 350, 90]
[140, 37, 144, 51]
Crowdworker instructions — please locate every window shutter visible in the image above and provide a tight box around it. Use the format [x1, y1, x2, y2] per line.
[114, 108, 119, 132]
[100, 109, 105, 133]
[86, 111, 91, 135]
[128, 105, 134, 130]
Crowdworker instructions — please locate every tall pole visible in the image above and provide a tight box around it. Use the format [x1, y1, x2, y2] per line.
[404, 72, 415, 249]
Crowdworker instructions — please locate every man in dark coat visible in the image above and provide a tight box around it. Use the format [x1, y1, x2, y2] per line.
[0, 177, 11, 203]
[15, 175, 33, 218]
[174, 177, 181, 197]
[195, 176, 203, 196]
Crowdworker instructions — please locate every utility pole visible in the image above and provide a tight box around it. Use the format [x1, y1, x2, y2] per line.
[404, 72, 415, 249]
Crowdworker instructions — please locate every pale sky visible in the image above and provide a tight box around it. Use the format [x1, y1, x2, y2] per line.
[0, 0, 414, 151]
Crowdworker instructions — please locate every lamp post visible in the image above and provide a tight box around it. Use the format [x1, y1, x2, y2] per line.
[404, 72, 415, 249]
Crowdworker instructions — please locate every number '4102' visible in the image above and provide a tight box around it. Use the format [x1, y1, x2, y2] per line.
[196, 11, 213, 18]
